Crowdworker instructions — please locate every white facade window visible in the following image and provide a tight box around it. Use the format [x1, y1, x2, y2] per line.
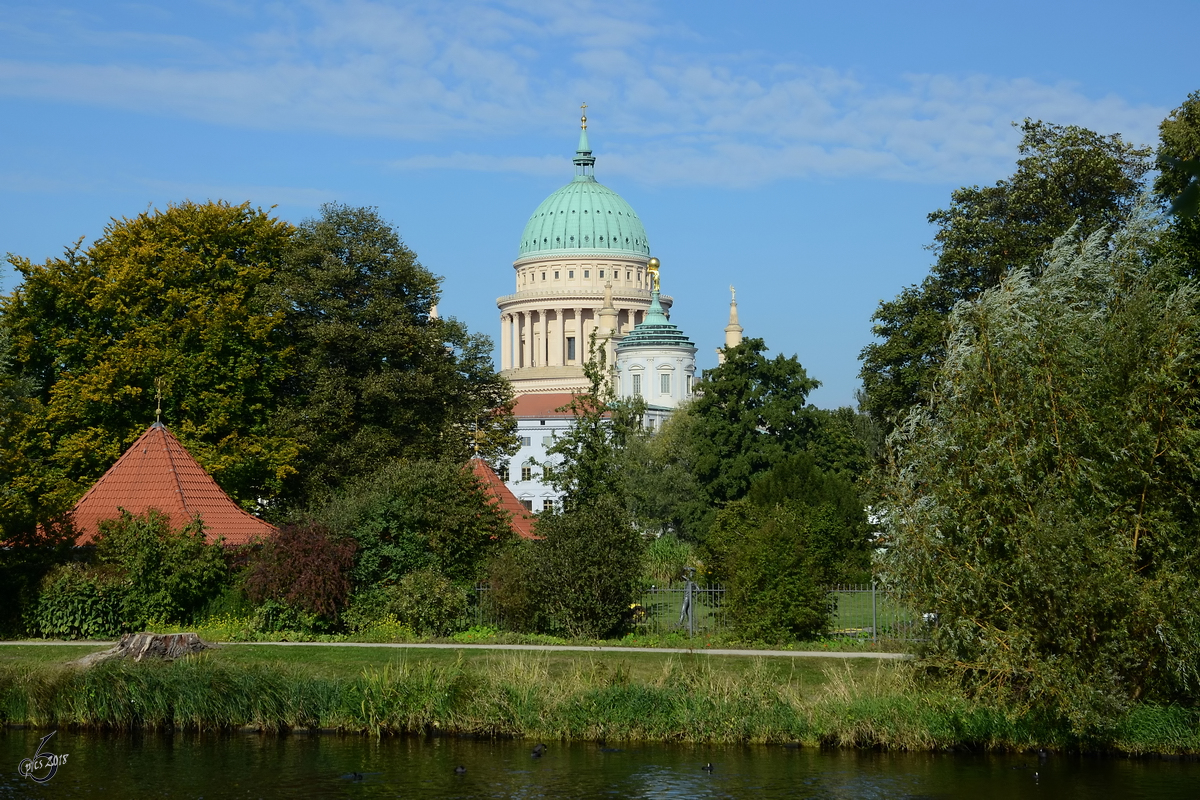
[687, 375, 693, 394]
[541, 272, 546, 281]
[660, 373, 671, 395]
[584, 270, 590, 278]
[521, 465, 532, 481]
[543, 498, 555, 512]
[499, 462, 510, 482]
[566, 337, 576, 361]
[599, 270, 605, 278]
[543, 464, 553, 480]
[632, 374, 642, 396]
[542, 436, 553, 446]
[569, 270, 574, 279]
[521, 499, 533, 511]
[520, 436, 531, 446]
[554, 271, 560, 280]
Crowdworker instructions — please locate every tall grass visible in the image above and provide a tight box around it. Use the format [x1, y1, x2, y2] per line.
[1, 656, 1197, 753]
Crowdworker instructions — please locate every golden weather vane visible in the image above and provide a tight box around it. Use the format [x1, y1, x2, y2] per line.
[580, 102, 588, 129]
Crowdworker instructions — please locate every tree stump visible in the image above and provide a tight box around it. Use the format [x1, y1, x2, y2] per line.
[72, 632, 213, 667]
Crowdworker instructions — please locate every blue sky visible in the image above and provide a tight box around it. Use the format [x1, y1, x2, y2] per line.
[1, 0, 1195, 408]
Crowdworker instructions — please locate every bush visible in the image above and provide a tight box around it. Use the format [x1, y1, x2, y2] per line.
[483, 544, 541, 632]
[382, 569, 468, 636]
[525, 495, 644, 639]
[707, 500, 833, 643]
[309, 459, 513, 589]
[94, 510, 228, 625]
[33, 563, 126, 639]
[0, 518, 76, 638]
[249, 599, 319, 634]
[703, 454, 872, 643]
[242, 522, 355, 620]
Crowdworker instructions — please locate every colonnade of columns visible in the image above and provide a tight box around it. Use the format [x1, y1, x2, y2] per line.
[499, 307, 646, 370]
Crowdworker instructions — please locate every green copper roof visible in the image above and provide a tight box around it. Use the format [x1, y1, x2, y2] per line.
[617, 290, 695, 351]
[518, 131, 650, 259]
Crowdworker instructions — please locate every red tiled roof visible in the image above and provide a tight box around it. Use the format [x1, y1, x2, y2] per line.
[470, 457, 538, 540]
[512, 393, 580, 418]
[70, 423, 277, 546]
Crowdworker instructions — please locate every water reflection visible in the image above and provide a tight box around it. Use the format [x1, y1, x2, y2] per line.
[0, 728, 1195, 799]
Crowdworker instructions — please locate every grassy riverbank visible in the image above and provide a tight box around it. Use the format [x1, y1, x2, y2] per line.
[2, 645, 1198, 754]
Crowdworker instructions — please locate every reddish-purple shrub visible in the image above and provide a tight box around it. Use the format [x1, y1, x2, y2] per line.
[242, 523, 355, 619]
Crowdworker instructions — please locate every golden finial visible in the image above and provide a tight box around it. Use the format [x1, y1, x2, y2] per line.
[580, 102, 588, 129]
[647, 257, 660, 291]
[154, 377, 163, 424]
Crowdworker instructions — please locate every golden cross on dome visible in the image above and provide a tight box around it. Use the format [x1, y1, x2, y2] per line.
[580, 102, 588, 129]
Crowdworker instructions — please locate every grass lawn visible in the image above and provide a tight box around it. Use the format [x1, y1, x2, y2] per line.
[215, 644, 887, 685]
[0, 644, 111, 667]
[0, 642, 889, 688]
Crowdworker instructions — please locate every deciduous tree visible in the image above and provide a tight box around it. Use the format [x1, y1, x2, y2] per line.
[268, 203, 516, 501]
[3, 201, 299, 512]
[860, 120, 1152, 424]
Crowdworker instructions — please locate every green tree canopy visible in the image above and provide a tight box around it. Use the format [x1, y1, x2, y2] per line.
[860, 120, 1152, 424]
[685, 337, 820, 506]
[1156, 91, 1200, 272]
[3, 201, 299, 514]
[879, 219, 1200, 730]
[268, 203, 516, 501]
[308, 458, 513, 589]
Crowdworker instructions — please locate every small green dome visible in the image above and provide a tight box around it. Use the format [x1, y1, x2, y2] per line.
[618, 291, 695, 351]
[518, 131, 650, 259]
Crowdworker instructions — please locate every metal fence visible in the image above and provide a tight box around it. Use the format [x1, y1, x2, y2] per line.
[828, 583, 924, 642]
[635, 582, 726, 635]
[468, 581, 923, 642]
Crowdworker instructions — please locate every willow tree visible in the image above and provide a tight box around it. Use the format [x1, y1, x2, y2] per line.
[880, 215, 1200, 730]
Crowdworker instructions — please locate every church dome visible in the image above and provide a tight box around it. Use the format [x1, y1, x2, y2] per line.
[517, 126, 650, 259]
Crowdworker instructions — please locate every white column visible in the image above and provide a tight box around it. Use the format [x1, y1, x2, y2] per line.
[520, 311, 530, 368]
[500, 314, 511, 370]
[581, 307, 592, 357]
[575, 307, 585, 361]
[539, 309, 548, 367]
[551, 308, 563, 366]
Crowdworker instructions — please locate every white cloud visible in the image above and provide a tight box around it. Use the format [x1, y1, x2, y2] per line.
[0, 0, 1168, 187]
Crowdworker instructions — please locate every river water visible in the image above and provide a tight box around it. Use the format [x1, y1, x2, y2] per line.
[1, 728, 1195, 798]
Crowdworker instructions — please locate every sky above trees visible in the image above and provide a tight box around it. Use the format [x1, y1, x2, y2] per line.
[1, 0, 1195, 407]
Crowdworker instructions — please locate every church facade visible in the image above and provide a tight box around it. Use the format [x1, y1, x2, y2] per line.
[497, 112, 739, 509]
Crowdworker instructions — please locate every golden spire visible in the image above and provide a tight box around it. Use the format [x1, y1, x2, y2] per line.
[580, 102, 588, 130]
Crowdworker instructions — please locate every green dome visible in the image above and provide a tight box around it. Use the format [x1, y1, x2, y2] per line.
[518, 130, 650, 259]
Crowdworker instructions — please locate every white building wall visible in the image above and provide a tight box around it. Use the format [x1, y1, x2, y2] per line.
[500, 416, 572, 512]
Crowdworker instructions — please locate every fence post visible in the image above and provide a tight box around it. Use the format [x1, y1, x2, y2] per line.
[871, 581, 878, 644]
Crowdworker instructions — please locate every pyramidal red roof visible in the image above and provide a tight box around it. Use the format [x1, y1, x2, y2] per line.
[70, 423, 277, 546]
[470, 457, 537, 540]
